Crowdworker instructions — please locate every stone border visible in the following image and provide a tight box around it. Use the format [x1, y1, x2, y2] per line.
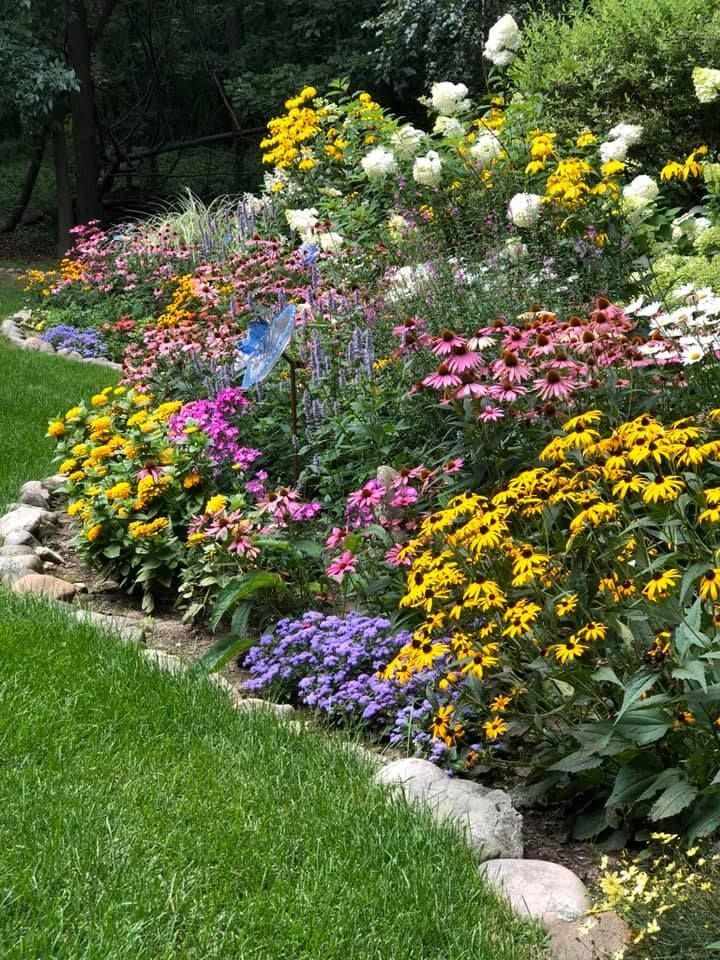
[0, 457, 629, 957]
[1, 308, 121, 371]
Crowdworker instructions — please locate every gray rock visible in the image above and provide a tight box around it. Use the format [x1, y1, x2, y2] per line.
[12, 309, 31, 323]
[2, 529, 39, 548]
[72, 609, 146, 644]
[142, 648, 187, 675]
[231, 697, 296, 720]
[545, 911, 631, 960]
[41, 474, 66, 493]
[0, 505, 56, 539]
[11, 573, 76, 601]
[19, 481, 50, 509]
[36, 546, 63, 565]
[478, 859, 590, 923]
[22, 336, 54, 353]
[0, 554, 43, 584]
[0, 544, 38, 558]
[65, 350, 83, 360]
[1, 318, 20, 338]
[375, 758, 523, 860]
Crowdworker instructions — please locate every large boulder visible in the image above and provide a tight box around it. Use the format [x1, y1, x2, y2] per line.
[12, 574, 76, 601]
[0, 554, 43, 585]
[545, 911, 632, 960]
[478, 858, 590, 922]
[19, 481, 51, 509]
[374, 758, 523, 860]
[72, 609, 146, 644]
[0, 505, 56, 540]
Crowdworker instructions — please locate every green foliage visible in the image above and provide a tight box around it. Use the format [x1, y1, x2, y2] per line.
[511, 0, 720, 169]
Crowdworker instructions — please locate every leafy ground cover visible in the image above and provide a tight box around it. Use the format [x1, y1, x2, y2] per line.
[0, 275, 116, 508]
[0, 590, 546, 960]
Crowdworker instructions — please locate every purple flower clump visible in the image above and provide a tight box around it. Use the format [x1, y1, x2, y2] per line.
[168, 386, 262, 470]
[42, 324, 107, 357]
[243, 610, 439, 733]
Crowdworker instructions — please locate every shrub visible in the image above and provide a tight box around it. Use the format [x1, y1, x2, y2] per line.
[510, 0, 720, 171]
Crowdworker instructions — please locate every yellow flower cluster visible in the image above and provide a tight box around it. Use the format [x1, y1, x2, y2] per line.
[660, 145, 708, 182]
[156, 276, 196, 327]
[261, 87, 322, 169]
[381, 408, 720, 746]
[129, 517, 169, 539]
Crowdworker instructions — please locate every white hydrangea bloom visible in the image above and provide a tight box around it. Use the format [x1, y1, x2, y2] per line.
[360, 147, 397, 181]
[693, 67, 720, 103]
[385, 263, 432, 301]
[433, 115, 465, 137]
[508, 192, 543, 228]
[429, 82, 470, 116]
[413, 150, 443, 187]
[599, 138, 629, 163]
[390, 124, 426, 158]
[672, 207, 712, 240]
[469, 130, 503, 168]
[607, 123, 643, 146]
[285, 207, 319, 239]
[622, 175, 659, 208]
[318, 232, 344, 252]
[484, 14, 522, 66]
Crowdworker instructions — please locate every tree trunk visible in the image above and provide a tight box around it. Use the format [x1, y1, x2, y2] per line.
[1, 125, 48, 233]
[52, 114, 74, 257]
[67, 0, 103, 223]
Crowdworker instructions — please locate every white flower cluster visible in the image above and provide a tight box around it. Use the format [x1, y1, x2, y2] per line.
[285, 207, 319, 240]
[693, 66, 720, 104]
[360, 147, 397, 181]
[483, 14, 522, 67]
[429, 82, 470, 116]
[629, 284, 720, 365]
[508, 192, 543, 228]
[413, 150, 443, 187]
[599, 123, 643, 163]
[433, 115, 465, 138]
[384, 263, 433, 302]
[622, 175, 659, 210]
[469, 130, 503, 168]
[390, 124, 426, 159]
[672, 205, 711, 242]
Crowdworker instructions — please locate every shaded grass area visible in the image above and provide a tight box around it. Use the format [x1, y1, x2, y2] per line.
[0, 276, 117, 507]
[0, 592, 547, 960]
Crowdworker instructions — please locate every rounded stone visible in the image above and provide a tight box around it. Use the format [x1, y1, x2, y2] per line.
[545, 911, 632, 960]
[478, 859, 590, 922]
[0, 554, 43, 584]
[11, 573, 77, 601]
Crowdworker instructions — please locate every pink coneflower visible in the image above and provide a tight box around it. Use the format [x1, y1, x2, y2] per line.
[501, 326, 531, 351]
[423, 364, 462, 389]
[391, 485, 419, 508]
[490, 351, 531, 384]
[528, 331, 557, 357]
[492, 379, 528, 401]
[478, 404, 505, 422]
[136, 461, 169, 481]
[346, 479, 386, 511]
[443, 457, 464, 474]
[392, 315, 424, 337]
[385, 543, 413, 566]
[327, 550, 358, 582]
[326, 526, 349, 549]
[533, 367, 575, 400]
[455, 380, 490, 399]
[446, 343, 481, 374]
[433, 329, 465, 355]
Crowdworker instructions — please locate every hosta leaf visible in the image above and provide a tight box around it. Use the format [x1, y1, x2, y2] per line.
[649, 780, 698, 821]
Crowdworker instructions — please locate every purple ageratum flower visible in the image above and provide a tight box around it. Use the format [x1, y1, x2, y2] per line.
[168, 386, 261, 470]
[243, 611, 443, 735]
[42, 324, 107, 358]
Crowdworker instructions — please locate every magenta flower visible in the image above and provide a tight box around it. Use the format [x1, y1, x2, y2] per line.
[423, 364, 462, 390]
[446, 343, 482, 374]
[533, 367, 576, 401]
[490, 351, 532, 384]
[327, 550, 358, 582]
[326, 526, 349, 549]
[432, 330, 465, 356]
[477, 404, 505, 422]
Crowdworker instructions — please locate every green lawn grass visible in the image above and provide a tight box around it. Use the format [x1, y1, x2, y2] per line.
[0, 273, 117, 508]
[0, 592, 547, 960]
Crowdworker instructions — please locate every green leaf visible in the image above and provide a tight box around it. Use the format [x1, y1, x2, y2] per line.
[680, 562, 708, 607]
[606, 764, 665, 809]
[549, 749, 604, 773]
[675, 597, 704, 658]
[616, 668, 658, 719]
[592, 666, 622, 686]
[102, 543, 121, 558]
[210, 571, 284, 631]
[672, 659, 708, 691]
[614, 708, 672, 745]
[636, 767, 682, 803]
[572, 807, 609, 840]
[200, 630, 255, 673]
[230, 602, 252, 637]
[293, 539, 323, 559]
[649, 779, 698, 821]
[685, 792, 720, 840]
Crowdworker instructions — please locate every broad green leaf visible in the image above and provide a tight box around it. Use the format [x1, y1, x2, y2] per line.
[636, 767, 682, 803]
[102, 543, 121, 558]
[680, 562, 709, 607]
[210, 572, 284, 631]
[711, 769, 720, 786]
[230, 601, 253, 637]
[549, 749, 604, 773]
[616, 668, 658, 720]
[649, 779, 698, 821]
[592, 666, 622, 686]
[200, 630, 255, 673]
[293, 539, 323, 559]
[572, 807, 609, 840]
[675, 597, 704, 658]
[606, 764, 666, 809]
[615, 708, 672, 746]
[672, 660, 708, 691]
[685, 792, 720, 840]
